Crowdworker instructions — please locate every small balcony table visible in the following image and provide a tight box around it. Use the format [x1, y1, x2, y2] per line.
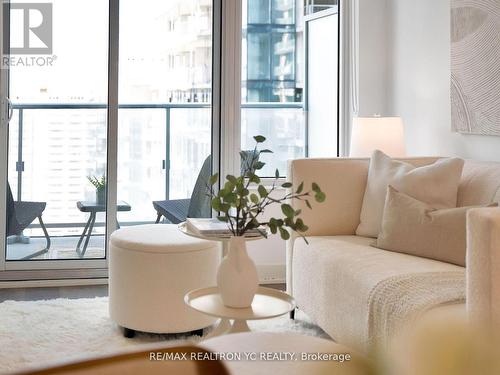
[75, 200, 131, 258]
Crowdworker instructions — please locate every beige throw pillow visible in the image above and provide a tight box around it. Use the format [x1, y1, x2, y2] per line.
[356, 150, 464, 237]
[374, 186, 497, 266]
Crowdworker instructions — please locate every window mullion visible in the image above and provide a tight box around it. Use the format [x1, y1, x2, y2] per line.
[0, 0, 9, 271]
[220, 0, 242, 178]
[105, 0, 120, 266]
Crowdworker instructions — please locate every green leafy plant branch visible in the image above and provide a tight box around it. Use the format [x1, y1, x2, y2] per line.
[208, 135, 326, 242]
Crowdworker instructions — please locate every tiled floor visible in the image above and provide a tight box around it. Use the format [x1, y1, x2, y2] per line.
[6, 235, 106, 260]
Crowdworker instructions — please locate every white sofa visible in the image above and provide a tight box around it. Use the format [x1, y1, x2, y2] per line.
[287, 157, 500, 352]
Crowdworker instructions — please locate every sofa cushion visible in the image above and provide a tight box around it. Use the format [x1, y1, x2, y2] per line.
[458, 160, 500, 206]
[356, 150, 464, 237]
[375, 186, 497, 266]
[292, 235, 464, 352]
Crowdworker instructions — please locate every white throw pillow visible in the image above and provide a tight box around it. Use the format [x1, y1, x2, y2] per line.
[355, 150, 464, 237]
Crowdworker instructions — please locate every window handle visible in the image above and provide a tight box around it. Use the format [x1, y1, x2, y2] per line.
[6, 97, 13, 122]
[162, 160, 170, 170]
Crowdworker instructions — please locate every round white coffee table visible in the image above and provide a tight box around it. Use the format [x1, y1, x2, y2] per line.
[185, 286, 295, 338]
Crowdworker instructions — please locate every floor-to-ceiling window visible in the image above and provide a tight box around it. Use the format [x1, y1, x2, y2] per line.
[241, 0, 305, 177]
[241, 0, 339, 175]
[4, 0, 110, 261]
[117, 0, 214, 227]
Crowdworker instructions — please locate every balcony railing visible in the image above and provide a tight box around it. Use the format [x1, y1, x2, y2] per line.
[9, 102, 304, 233]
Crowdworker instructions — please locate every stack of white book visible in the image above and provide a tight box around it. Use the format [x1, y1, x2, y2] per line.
[186, 218, 262, 238]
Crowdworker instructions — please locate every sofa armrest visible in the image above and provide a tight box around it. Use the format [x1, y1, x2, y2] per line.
[466, 207, 500, 328]
[286, 158, 370, 294]
[287, 158, 371, 237]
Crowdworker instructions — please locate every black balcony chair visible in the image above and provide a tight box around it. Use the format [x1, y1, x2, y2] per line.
[153, 151, 259, 224]
[6, 183, 51, 259]
[153, 156, 212, 224]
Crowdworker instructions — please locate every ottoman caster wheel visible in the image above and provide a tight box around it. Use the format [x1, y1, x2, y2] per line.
[123, 327, 136, 338]
[190, 329, 204, 337]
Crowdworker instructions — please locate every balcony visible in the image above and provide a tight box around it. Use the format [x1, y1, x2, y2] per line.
[6, 102, 305, 261]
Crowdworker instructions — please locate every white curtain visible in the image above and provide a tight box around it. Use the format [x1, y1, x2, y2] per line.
[340, 0, 359, 156]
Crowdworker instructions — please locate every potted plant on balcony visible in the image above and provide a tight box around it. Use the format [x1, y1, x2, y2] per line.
[208, 135, 325, 308]
[87, 175, 106, 205]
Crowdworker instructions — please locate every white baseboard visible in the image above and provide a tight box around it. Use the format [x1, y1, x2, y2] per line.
[0, 265, 286, 289]
[257, 264, 286, 284]
[0, 278, 108, 289]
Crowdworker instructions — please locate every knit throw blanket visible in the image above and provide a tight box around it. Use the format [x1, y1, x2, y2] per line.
[367, 270, 465, 349]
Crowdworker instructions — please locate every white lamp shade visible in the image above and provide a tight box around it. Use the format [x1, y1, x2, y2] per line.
[350, 117, 406, 157]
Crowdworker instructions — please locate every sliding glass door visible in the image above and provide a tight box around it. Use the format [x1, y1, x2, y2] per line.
[117, 0, 214, 227]
[0, 0, 218, 276]
[1, 0, 110, 268]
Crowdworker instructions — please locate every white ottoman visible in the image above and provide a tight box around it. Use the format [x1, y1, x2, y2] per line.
[109, 224, 220, 337]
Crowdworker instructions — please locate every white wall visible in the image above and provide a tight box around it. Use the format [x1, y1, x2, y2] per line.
[386, 0, 500, 161]
[357, 0, 391, 116]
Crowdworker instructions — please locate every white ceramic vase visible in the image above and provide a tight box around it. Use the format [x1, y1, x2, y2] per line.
[217, 236, 258, 308]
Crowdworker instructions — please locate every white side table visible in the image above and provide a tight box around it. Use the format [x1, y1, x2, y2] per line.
[185, 286, 296, 338]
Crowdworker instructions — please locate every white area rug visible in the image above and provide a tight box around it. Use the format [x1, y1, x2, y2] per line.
[0, 297, 327, 374]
